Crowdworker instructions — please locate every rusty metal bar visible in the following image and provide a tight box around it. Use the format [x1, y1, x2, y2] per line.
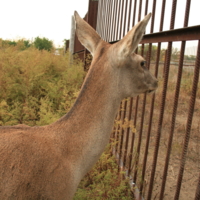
[195, 174, 200, 200]
[141, 25, 200, 43]
[123, 98, 133, 168]
[150, 0, 156, 33]
[127, 0, 132, 32]
[132, 0, 137, 26]
[133, 42, 151, 184]
[138, 0, 158, 193]
[160, 0, 166, 31]
[140, 44, 161, 194]
[113, 0, 119, 41]
[183, 0, 191, 28]
[99, 0, 104, 38]
[138, 0, 143, 22]
[160, 41, 186, 200]
[133, 93, 147, 183]
[146, 1, 177, 195]
[159, 1, 191, 199]
[122, 0, 128, 37]
[115, 102, 123, 155]
[104, 0, 109, 41]
[147, 41, 172, 200]
[105, 0, 112, 42]
[174, 39, 200, 200]
[102, 0, 107, 40]
[98, 0, 104, 37]
[109, 24, 200, 45]
[144, 0, 149, 15]
[119, 99, 128, 169]
[128, 96, 140, 176]
[119, 0, 125, 40]
[116, 0, 121, 40]
[109, 0, 116, 42]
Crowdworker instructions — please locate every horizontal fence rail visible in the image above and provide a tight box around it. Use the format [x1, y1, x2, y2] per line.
[73, 0, 200, 199]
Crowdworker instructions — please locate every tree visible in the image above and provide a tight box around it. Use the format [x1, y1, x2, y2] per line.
[34, 37, 53, 51]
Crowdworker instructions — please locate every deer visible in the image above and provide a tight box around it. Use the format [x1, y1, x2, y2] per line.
[0, 11, 158, 200]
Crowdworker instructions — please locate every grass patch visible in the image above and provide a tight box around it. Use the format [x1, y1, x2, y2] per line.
[74, 145, 134, 200]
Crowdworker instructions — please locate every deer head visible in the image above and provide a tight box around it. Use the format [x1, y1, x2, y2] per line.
[74, 11, 158, 99]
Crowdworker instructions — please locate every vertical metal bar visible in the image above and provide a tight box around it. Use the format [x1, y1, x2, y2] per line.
[195, 174, 200, 200]
[99, 0, 104, 34]
[118, 0, 125, 40]
[123, 98, 133, 169]
[160, 41, 186, 200]
[183, 0, 191, 28]
[102, 0, 107, 40]
[145, 0, 149, 15]
[133, 94, 146, 183]
[140, 44, 160, 194]
[150, 0, 156, 33]
[116, 0, 121, 40]
[135, 43, 153, 185]
[138, 0, 143, 22]
[104, 0, 110, 41]
[147, 42, 172, 200]
[105, 0, 112, 42]
[110, 0, 116, 42]
[99, 0, 104, 37]
[139, 0, 157, 193]
[104, 0, 109, 41]
[133, 43, 148, 183]
[128, 96, 140, 176]
[95, 0, 100, 33]
[132, 0, 137, 26]
[113, 0, 119, 41]
[160, 1, 190, 199]
[127, 0, 132, 32]
[146, 0, 177, 194]
[123, 0, 129, 37]
[169, 0, 177, 30]
[119, 99, 128, 170]
[160, 0, 166, 32]
[174, 40, 200, 200]
[115, 102, 123, 155]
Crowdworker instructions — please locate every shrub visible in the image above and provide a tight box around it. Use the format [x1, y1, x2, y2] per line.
[0, 45, 85, 126]
[33, 37, 54, 51]
[74, 144, 134, 200]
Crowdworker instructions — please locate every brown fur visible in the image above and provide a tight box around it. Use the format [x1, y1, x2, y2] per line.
[0, 11, 158, 200]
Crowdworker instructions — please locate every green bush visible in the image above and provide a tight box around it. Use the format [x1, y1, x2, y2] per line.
[33, 36, 54, 51]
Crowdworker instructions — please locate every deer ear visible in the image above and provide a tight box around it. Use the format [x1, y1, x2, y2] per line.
[74, 11, 101, 56]
[116, 13, 151, 57]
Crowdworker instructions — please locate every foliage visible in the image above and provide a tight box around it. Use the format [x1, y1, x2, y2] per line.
[0, 39, 33, 51]
[33, 36, 54, 51]
[74, 144, 133, 200]
[138, 44, 165, 61]
[0, 44, 85, 126]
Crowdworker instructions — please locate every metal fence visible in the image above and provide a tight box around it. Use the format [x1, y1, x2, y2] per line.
[73, 0, 200, 199]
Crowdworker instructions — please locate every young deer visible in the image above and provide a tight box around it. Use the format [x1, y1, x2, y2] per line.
[0, 11, 158, 200]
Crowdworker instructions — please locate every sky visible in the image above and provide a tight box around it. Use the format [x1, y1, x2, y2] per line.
[0, 0, 89, 48]
[0, 0, 199, 51]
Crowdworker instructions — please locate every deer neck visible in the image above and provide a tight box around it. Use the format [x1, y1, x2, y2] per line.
[52, 60, 121, 175]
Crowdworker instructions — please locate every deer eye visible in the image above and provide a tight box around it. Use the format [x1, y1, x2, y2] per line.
[140, 61, 146, 67]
